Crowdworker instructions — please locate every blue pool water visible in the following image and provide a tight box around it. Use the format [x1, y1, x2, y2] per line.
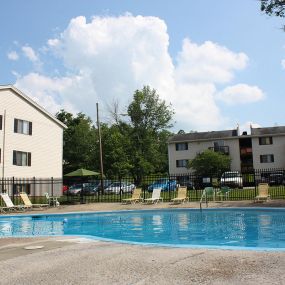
[1, 208, 285, 250]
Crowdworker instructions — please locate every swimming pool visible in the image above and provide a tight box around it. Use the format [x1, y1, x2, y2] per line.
[1, 208, 285, 250]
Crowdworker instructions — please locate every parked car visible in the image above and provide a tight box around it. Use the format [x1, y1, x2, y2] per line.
[62, 185, 69, 195]
[147, 178, 177, 192]
[268, 172, 285, 186]
[220, 171, 243, 189]
[104, 182, 136, 194]
[83, 180, 112, 195]
[67, 183, 83, 195]
[67, 183, 92, 195]
[178, 179, 195, 190]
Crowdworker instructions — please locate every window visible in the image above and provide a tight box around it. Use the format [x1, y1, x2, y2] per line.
[175, 142, 188, 151]
[0, 115, 2, 130]
[213, 140, 224, 148]
[176, 159, 188, 168]
[13, 184, 31, 195]
[260, 154, 274, 163]
[259, 137, 272, 145]
[14, 119, 32, 135]
[13, 150, 31, 166]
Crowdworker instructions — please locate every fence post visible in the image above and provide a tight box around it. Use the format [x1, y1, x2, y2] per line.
[51, 177, 54, 196]
[119, 175, 122, 203]
[33, 176, 36, 201]
[12, 176, 15, 203]
[168, 173, 171, 202]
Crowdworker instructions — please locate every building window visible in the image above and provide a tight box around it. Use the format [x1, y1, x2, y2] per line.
[13, 184, 31, 195]
[260, 154, 274, 163]
[13, 150, 31, 166]
[176, 159, 188, 168]
[259, 137, 272, 145]
[0, 115, 2, 130]
[175, 142, 188, 151]
[14, 119, 32, 135]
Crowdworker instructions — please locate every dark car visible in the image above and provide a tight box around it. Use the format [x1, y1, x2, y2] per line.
[178, 179, 195, 190]
[269, 173, 285, 186]
[82, 180, 113, 195]
[147, 178, 177, 192]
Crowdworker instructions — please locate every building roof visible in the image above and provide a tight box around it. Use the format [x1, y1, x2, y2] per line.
[251, 126, 285, 136]
[168, 129, 239, 143]
[0, 85, 67, 129]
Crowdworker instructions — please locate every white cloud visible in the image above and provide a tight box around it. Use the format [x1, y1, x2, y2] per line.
[216, 84, 265, 105]
[15, 73, 77, 115]
[238, 121, 262, 135]
[174, 83, 227, 131]
[14, 14, 265, 131]
[7, 51, 19, 61]
[22, 45, 39, 62]
[282, 59, 285, 69]
[175, 39, 248, 84]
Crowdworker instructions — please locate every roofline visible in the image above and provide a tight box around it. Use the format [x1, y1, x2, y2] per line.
[168, 136, 239, 144]
[168, 131, 285, 144]
[0, 85, 67, 129]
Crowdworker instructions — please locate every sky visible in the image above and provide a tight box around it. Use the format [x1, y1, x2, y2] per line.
[1, 0, 285, 133]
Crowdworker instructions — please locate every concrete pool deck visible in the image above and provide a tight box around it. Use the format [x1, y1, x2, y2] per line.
[1, 200, 285, 284]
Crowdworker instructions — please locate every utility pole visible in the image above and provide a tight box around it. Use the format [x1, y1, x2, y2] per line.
[96, 103, 104, 193]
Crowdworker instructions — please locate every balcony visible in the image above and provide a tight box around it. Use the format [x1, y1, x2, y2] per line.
[208, 146, 229, 155]
[240, 147, 252, 156]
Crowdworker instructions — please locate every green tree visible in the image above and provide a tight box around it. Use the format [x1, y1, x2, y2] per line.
[56, 110, 98, 174]
[101, 122, 133, 177]
[187, 149, 231, 177]
[127, 86, 174, 182]
[261, 0, 285, 17]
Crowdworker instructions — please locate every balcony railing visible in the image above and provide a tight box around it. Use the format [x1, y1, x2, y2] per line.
[208, 146, 229, 155]
[240, 147, 252, 155]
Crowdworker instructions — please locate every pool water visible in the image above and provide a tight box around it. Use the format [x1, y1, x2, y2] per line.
[1, 208, 285, 250]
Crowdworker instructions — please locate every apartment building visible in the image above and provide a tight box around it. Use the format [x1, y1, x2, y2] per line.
[0, 85, 66, 195]
[168, 126, 285, 174]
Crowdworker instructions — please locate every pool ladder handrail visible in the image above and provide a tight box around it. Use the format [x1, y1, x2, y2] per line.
[199, 191, 208, 209]
[199, 187, 216, 210]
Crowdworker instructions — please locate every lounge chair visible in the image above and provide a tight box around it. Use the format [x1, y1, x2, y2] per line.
[0, 193, 28, 211]
[20, 192, 49, 209]
[171, 186, 188, 204]
[254, 183, 270, 203]
[144, 188, 163, 204]
[203, 187, 216, 200]
[122, 188, 143, 204]
[216, 186, 231, 201]
[45, 193, 60, 207]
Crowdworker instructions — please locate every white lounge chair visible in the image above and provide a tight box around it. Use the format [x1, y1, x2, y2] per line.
[0, 193, 28, 211]
[254, 183, 270, 203]
[144, 188, 163, 204]
[122, 188, 143, 204]
[20, 192, 49, 209]
[171, 186, 188, 204]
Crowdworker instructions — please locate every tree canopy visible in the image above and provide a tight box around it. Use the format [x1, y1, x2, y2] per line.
[56, 110, 97, 174]
[261, 0, 285, 17]
[57, 86, 174, 179]
[187, 149, 231, 177]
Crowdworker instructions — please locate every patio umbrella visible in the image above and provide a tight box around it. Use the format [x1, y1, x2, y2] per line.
[64, 168, 103, 177]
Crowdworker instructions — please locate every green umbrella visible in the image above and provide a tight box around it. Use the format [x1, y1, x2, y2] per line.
[64, 168, 103, 177]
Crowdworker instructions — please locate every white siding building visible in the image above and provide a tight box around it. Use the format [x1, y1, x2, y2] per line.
[0, 85, 66, 195]
[168, 126, 285, 175]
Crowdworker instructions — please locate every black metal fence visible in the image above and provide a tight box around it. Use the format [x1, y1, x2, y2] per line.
[0, 177, 62, 207]
[1, 168, 285, 206]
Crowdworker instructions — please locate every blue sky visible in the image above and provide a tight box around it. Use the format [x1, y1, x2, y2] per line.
[1, 0, 284, 132]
